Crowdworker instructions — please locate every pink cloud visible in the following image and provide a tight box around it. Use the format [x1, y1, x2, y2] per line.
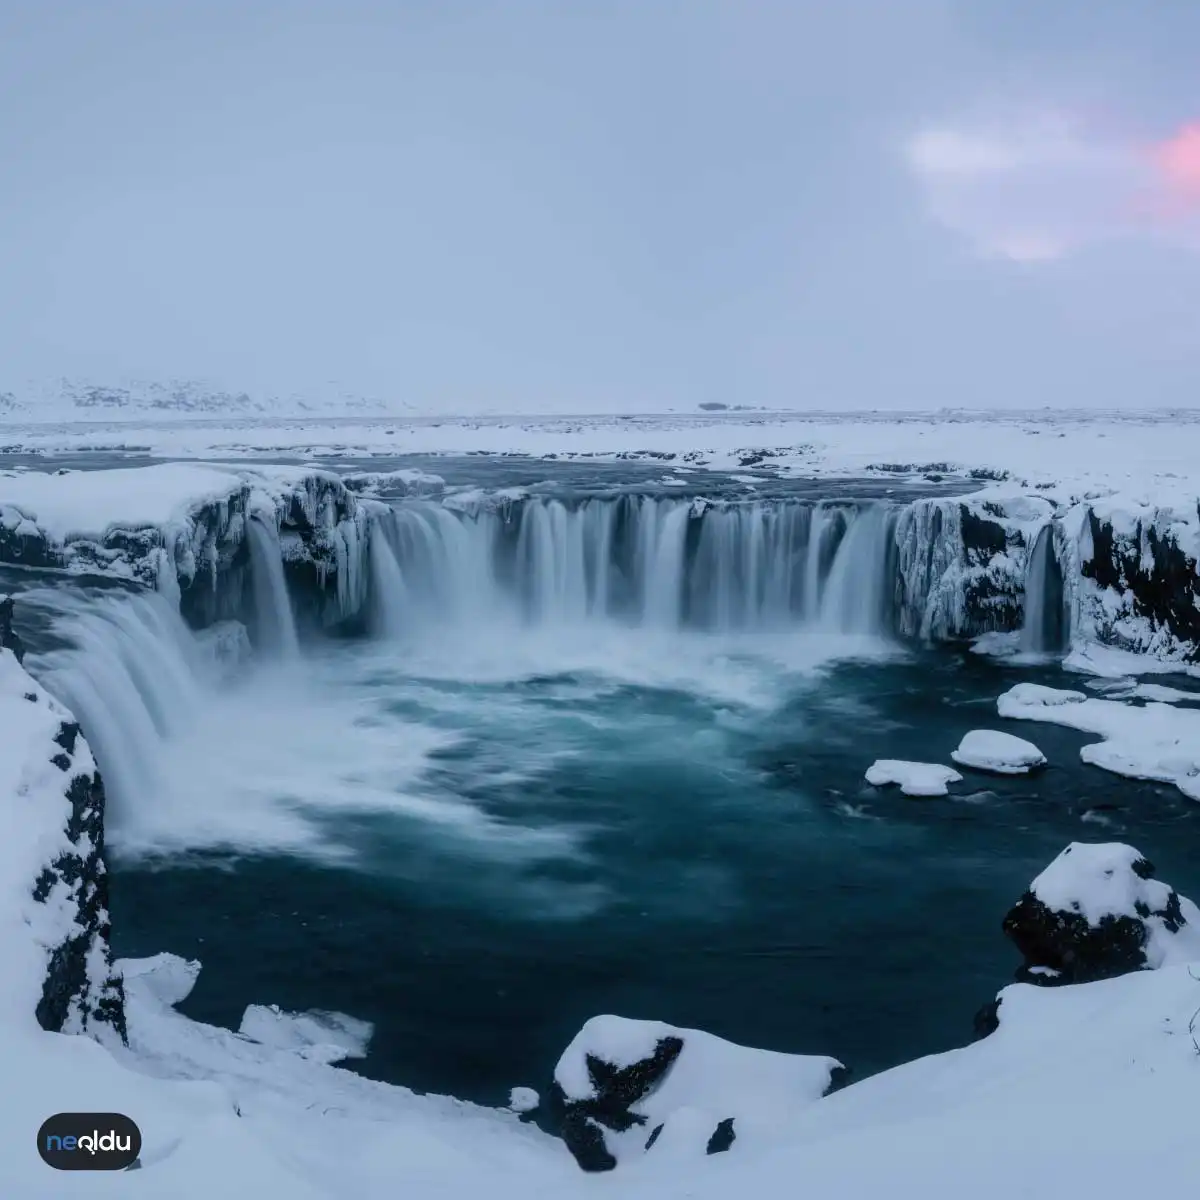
[907, 111, 1200, 260]
[1155, 123, 1200, 204]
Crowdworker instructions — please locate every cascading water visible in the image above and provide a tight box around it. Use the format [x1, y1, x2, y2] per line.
[24, 588, 209, 823]
[1020, 524, 1067, 653]
[247, 517, 301, 658]
[368, 495, 901, 638]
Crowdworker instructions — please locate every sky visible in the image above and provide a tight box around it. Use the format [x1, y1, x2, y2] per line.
[1, 0, 1199, 414]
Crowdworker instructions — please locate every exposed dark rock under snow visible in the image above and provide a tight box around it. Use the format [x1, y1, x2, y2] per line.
[1001, 843, 1200, 986]
[547, 1015, 843, 1172]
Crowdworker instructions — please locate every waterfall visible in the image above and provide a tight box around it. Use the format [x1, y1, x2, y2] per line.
[367, 496, 898, 637]
[1020, 524, 1066, 653]
[247, 517, 301, 659]
[23, 589, 208, 823]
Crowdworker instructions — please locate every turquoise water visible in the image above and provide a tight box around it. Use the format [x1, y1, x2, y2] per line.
[106, 636, 1200, 1106]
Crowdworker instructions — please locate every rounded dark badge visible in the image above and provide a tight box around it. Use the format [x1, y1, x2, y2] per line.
[38, 1113, 141, 1170]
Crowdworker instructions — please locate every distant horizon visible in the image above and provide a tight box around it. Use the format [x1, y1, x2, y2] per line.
[4, 371, 1200, 425]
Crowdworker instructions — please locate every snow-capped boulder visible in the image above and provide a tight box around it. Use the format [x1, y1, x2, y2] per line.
[864, 759, 962, 797]
[951, 729, 1046, 774]
[0, 601, 125, 1040]
[547, 1015, 843, 1172]
[1002, 842, 1200, 986]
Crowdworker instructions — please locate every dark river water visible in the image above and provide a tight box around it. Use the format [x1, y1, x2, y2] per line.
[104, 641, 1200, 1106]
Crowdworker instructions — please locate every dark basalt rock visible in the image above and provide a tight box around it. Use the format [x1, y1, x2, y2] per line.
[1083, 509, 1200, 661]
[972, 997, 1002, 1040]
[706, 1118, 736, 1155]
[0, 594, 25, 662]
[1001, 851, 1183, 987]
[546, 1035, 683, 1172]
[32, 728, 127, 1042]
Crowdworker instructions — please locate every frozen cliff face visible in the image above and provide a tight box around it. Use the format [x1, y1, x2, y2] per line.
[0, 596, 125, 1040]
[0, 464, 373, 637]
[892, 499, 1038, 640]
[1074, 501, 1200, 662]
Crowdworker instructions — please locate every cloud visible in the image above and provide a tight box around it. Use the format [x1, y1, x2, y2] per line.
[906, 112, 1200, 261]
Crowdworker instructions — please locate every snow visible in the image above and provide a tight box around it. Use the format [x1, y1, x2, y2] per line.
[508, 1087, 540, 1113]
[997, 684, 1200, 801]
[1065, 643, 1200, 681]
[0, 650, 88, 1028]
[864, 759, 963, 796]
[950, 729, 1047, 774]
[237, 1004, 374, 1065]
[118, 953, 201, 1008]
[555, 1015, 842, 1160]
[0, 464, 246, 543]
[1, 410, 1198, 502]
[1030, 843, 1200, 967]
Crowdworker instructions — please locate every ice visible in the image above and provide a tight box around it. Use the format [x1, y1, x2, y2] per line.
[864, 759, 963, 796]
[997, 684, 1200, 801]
[238, 1004, 374, 1065]
[950, 729, 1046, 774]
[119, 953, 201, 1008]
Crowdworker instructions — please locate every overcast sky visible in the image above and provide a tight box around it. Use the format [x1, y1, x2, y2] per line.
[2, 0, 1199, 413]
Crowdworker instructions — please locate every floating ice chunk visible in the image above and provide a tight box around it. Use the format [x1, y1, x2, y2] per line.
[1001, 683, 1086, 707]
[864, 759, 962, 797]
[507, 1087, 540, 1113]
[118, 952, 202, 1008]
[238, 1005, 374, 1064]
[998, 684, 1200, 801]
[951, 729, 1046, 774]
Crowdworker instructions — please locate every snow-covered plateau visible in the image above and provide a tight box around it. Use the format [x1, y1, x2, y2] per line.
[2, 409, 1200, 1195]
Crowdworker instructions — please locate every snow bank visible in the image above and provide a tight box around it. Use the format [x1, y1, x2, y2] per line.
[864, 759, 962, 796]
[0, 464, 245, 544]
[997, 683, 1200, 801]
[951, 729, 1046, 774]
[551, 1015, 842, 1170]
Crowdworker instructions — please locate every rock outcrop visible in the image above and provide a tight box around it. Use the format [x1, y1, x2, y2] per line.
[0, 596, 125, 1040]
[1002, 842, 1200, 987]
[546, 1015, 843, 1172]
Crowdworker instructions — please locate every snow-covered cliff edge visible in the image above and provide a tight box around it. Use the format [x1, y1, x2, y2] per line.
[0, 595, 125, 1041]
[0, 464, 371, 637]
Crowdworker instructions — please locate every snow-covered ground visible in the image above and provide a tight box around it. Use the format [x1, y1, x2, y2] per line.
[0, 408, 1197, 499]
